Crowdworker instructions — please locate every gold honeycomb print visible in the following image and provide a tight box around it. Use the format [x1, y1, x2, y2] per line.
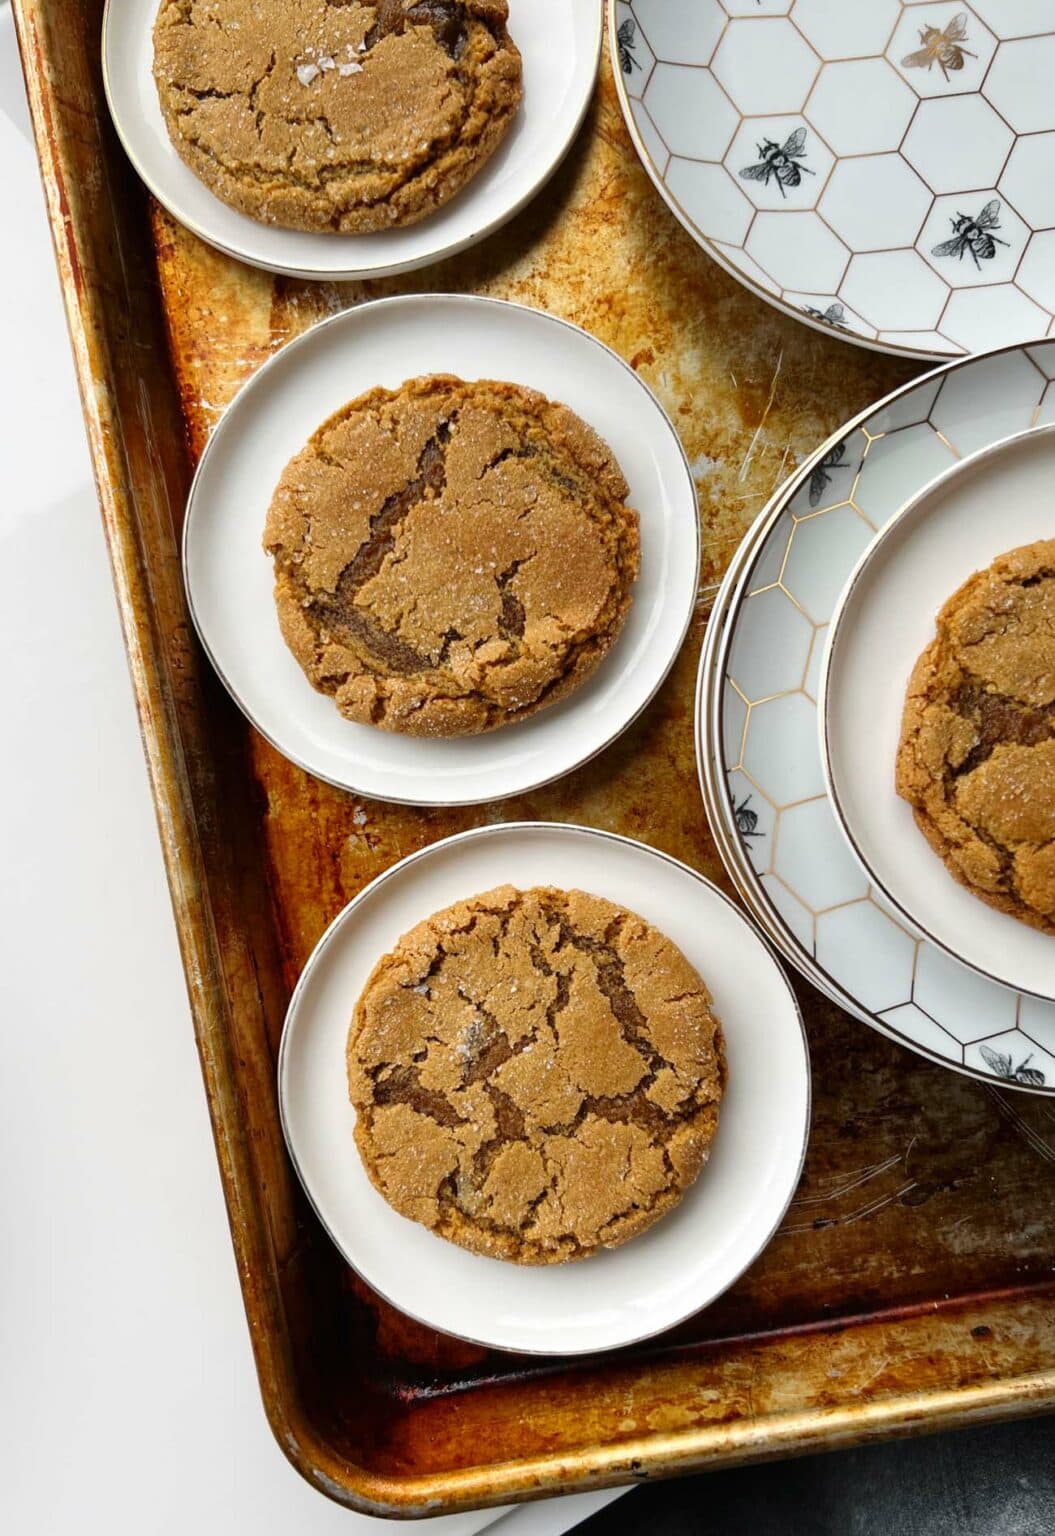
[614, 1, 1055, 357]
[710, 343, 1055, 1088]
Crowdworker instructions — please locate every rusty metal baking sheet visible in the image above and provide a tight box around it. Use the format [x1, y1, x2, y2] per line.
[14, 0, 1055, 1516]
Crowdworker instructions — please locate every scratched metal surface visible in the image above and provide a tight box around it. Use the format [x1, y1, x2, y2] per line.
[17, 0, 1055, 1512]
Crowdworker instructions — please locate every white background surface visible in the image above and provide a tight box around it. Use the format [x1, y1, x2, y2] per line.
[0, 13, 620, 1531]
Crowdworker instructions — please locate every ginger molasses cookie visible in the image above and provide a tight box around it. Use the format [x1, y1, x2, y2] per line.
[152, 0, 522, 233]
[896, 539, 1055, 934]
[347, 886, 727, 1264]
[264, 375, 641, 737]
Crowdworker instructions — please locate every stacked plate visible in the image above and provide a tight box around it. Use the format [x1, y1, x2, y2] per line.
[697, 340, 1055, 1094]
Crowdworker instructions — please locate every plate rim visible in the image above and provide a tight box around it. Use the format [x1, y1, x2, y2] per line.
[694, 339, 1055, 1095]
[818, 419, 1055, 1004]
[694, 530, 1055, 1089]
[276, 818, 813, 1356]
[608, 2, 983, 365]
[696, 595, 1031, 1085]
[180, 290, 701, 807]
[101, 0, 604, 282]
[696, 527, 971, 1066]
[693, 476, 889, 1015]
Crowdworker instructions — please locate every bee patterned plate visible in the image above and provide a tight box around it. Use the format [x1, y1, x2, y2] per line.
[696, 339, 1055, 1094]
[611, 1, 1055, 360]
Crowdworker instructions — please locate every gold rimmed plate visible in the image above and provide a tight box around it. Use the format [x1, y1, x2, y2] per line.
[181, 294, 701, 806]
[820, 421, 1055, 1004]
[103, 0, 602, 280]
[696, 340, 1055, 1092]
[277, 821, 811, 1355]
[612, 1, 1055, 359]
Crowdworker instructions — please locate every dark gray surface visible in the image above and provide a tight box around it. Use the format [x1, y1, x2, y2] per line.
[579, 1417, 1055, 1536]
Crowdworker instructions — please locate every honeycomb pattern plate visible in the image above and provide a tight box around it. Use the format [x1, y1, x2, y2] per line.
[700, 340, 1055, 1093]
[612, 0, 1055, 359]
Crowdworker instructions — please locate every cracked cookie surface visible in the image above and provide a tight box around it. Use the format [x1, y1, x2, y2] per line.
[264, 375, 641, 737]
[347, 886, 727, 1264]
[152, 0, 522, 233]
[896, 539, 1055, 935]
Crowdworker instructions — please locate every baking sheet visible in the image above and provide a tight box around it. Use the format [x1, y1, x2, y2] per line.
[14, 0, 1055, 1514]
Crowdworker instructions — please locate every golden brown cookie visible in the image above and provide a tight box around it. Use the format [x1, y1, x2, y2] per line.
[347, 886, 727, 1264]
[264, 375, 641, 737]
[152, 0, 522, 233]
[896, 539, 1055, 934]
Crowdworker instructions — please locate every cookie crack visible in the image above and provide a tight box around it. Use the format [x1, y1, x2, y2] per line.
[481, 442, 539, 479]
[310, 420, 453, 681]
[526, 940, 571, 1038]
[546, 905, 667, 1078]
[249, 51, 277, 136]
[470, 1082, 529, 1186]
[495, 559, 526, 642]
[368, 1063, 464, 1129]
[455, 987, 519, 1085]
[595, 1179, 674, 1241]
[945, 683, 1055, 779]
[364, 0, 468, 59]
[181, 82, 240, 99]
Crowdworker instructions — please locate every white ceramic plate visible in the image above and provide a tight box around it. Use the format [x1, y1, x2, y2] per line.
[821, 424, 1055, 1003]
[611, 1, 1055, 360]
[696, 340, 1055, 1093]
[182, 294, 699, 806]
[278, 822, 810, 1355]
[102, 0, 601, 280]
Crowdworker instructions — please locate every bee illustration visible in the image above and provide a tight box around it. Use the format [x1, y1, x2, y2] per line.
[803, 301, 850, 333]
[902, 13, 976, 82]
[931, 199, 1009, 270]
[732, 793, 764, 843]
[808, 442, 849, 508]
[616, 17, 640, 74]
[739, 127, 814, 198]
[980, 1044, 1046, 1089]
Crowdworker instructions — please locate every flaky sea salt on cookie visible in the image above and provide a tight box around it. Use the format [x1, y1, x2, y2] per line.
[264, 375, 641, 737]
[347, 885, 727, 1264]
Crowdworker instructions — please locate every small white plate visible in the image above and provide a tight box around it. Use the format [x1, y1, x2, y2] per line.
[821, 424, 1055, 1003]
[612, 1, 1055, 360]
[102, 0, 601, 280]
[278, 822, 810, 1355]
[697, 339, 1055, 1093]
[182, 294, 699, 805]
